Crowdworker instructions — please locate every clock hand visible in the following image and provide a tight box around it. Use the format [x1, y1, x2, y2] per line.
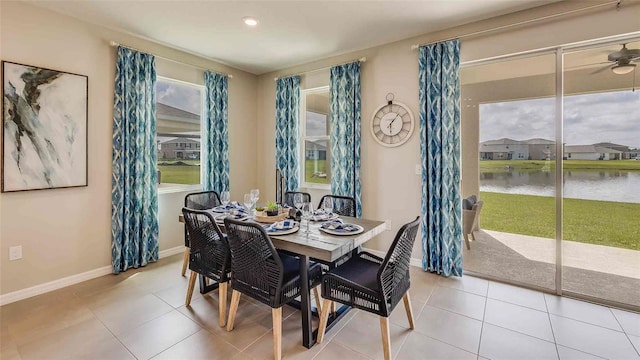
[389, 114, 400, 126]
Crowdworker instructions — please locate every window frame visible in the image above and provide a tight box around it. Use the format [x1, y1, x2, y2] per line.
[300, 86, 331, 190]
[156, 75, 206, 194]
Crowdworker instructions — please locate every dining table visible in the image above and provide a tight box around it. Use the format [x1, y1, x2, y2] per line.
[179, 211, 386, 348]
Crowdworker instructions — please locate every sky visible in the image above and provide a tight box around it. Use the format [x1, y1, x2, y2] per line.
[156, 80, 202, 115]
[479, 90, 640, 148]
[306, 111, 328, 137]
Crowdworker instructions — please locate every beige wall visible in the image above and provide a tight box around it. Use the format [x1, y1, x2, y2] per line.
[1, 0, 638, 298]
[256, 0, 640, 259]
[0, 1, 257, 296]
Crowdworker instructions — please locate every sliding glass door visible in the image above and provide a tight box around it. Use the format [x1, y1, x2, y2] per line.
[461, 36, 640, 309]
[461, 53, 557, 291]
[562, 41, 640, 307]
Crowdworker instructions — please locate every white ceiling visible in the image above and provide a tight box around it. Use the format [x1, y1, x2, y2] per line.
[30, 0, 560, 75]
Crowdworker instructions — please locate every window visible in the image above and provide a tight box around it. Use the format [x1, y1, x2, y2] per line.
[155, 77, 204, 187]
[300, 87, 330, 187]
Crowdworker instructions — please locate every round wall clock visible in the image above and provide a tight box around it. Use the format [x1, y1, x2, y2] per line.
[370, 94, 415, 147]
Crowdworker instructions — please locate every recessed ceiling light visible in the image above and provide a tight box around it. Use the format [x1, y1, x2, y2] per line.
[243, 17, 258, 26]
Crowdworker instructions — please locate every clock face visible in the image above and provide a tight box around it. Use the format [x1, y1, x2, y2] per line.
[370, 102, 414, 147]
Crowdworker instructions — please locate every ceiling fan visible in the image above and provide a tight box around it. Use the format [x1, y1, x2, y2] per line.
[591, 44, 640, 75]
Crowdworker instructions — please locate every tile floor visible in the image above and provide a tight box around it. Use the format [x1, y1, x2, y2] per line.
[1, 253, 639, 360]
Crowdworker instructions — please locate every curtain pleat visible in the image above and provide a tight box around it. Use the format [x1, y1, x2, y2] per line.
[330, 62, 362, 217]
[419, 40, 463, 276]
[111, 46, 159, 274]
[203, 71, 230, 193]
[275, 76, 301, 192]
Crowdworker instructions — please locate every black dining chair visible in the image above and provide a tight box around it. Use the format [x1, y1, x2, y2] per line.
[223, 218, 323, 360]
[182, 191, 222, 276]
[181, 208, 231, 327]
[283, 191, 311, 208]
[318, 194, 356, 217]
[316, 216, 421, 360]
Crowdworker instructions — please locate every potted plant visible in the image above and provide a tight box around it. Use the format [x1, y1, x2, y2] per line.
[266, 201, 279, 216]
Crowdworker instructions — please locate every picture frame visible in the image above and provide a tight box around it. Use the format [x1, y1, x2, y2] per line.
[2, 61, 88, 192]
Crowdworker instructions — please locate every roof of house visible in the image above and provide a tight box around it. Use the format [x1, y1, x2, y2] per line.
[305, 140, 327, 151]
[564, 145, 622, 153]
[158, 137, 201, 144]
[593, 142, 629, 149]
[524, 138, 555, 145]
[479, 145, 516, 152]
[481, 138, 555, 146]
[480, 138, 520, 145]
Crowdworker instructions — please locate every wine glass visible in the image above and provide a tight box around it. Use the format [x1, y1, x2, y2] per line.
[244, 193, 253, 214]
[293, 193, 304, 211]
[250, 188, 260, 208]
[322, 197, 333, 215]
[221, 191, 230, 206]
[220, 190, 230, 216]
[302, 201, 314, 236]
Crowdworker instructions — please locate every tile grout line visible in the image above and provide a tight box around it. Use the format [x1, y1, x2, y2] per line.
[86, 305, 140, 360]
[476, 288, 489, 357]
[609, 307, 640, 357]
[543, 291, 561, 360]
[543, 301, 614, 360]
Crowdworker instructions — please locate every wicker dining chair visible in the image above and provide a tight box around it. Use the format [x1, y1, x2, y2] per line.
[181, 208, 231, 327]
[318, 194, 356, 217]
[316, 216, 421, 360]
[223, 218, 323, 360]
[283, 191, 311, 208]
[182, 191, 222, 276]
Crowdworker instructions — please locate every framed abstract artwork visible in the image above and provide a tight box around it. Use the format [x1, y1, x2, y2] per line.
[2, 61, 88, 192]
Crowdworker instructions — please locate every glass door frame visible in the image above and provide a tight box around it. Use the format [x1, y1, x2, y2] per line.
[462, 32, 640, 312]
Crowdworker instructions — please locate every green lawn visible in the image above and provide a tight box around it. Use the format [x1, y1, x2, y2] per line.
[305, 159, 329, 184]
[480, 191, 639, 250]
[158, 160, 200, 184]
[480, 160, 640, 172]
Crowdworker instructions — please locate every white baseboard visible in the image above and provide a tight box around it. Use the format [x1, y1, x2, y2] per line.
[159, 245, 185, 258]
[0, 245, 185, 306]
[362, 247, 423, 268]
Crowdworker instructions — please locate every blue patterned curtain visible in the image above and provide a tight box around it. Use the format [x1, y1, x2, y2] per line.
[419, 40, 462, 276]
[203, 71, 229, 193]
[330, 62, 362, 217]
[275, 76, 300, 192]
[111, 46, 159, 274]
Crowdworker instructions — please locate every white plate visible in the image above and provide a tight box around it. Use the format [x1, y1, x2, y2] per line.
[212, 205, 245, 213]
[214, 213, 249, 222]
[318, 224, 364, 236]
[265, 226, 300, 236]
[310, 213, 340, 222]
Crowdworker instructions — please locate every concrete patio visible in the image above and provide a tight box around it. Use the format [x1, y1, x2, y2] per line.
[463, 230, 640, 308]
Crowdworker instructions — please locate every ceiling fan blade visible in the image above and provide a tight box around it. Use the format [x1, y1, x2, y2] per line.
[566, 61, 611, 70]
[590, 64, 612, 74]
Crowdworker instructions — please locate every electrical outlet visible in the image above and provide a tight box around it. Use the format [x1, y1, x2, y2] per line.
[9, 246, 22, 261]
[385, 220, 392, 230]
[415, 164, 421, 175]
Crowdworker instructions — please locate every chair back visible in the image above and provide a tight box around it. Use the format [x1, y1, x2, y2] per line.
[318, 195, 356, 217]
[185, 191, 221, 209]
[377, 216, 421, 313]
[472, 200, 483, 231]
[183, 191, 222, 247]
[284, 191, 311, 208]
[182, 208, 230, 280]
[223, 218, 285, 306]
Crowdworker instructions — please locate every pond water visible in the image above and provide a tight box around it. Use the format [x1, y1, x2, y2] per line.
[480, 170, 640, 203]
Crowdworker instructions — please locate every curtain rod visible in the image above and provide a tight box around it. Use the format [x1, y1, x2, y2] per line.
[109, 41, 233, 78]
[410, 0, 622, 50]
[274, 57, 367, 81]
